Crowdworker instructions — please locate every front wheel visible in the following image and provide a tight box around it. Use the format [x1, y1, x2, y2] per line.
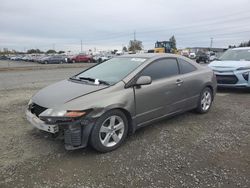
[90, 110, 128, 152]
[196, 87, 213, 114]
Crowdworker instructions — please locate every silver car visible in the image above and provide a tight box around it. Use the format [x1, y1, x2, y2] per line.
[26, 54, 217, 152]
[209, 47, 250, 88]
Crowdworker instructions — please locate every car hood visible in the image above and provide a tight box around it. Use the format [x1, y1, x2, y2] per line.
[32, 79, 108, 108]
[209, 60, 250, 71]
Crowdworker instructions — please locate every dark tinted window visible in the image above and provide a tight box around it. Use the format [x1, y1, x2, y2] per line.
[178, 58, 197, 74]
[141, 58, 179, 80]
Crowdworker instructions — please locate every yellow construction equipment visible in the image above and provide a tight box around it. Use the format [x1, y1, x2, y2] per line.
[154, 41, 175, 53]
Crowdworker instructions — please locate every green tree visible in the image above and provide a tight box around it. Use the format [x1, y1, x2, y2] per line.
[128, 40, 143, 52]
[122, 46, 128, 52]
[228, 45, 236, 48]
[58, 51, 65, 54]
[27, 49, 42, 54]
[46, 49, 56, 54]
[169, 35, 177, 49]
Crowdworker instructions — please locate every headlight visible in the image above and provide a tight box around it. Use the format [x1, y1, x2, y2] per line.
[39, 108, 87, 124]
[39, 108, 86, 118]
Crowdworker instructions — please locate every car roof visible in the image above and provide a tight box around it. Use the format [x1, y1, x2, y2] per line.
[231, 47, 250, 50]
[121, 53, 182, 59]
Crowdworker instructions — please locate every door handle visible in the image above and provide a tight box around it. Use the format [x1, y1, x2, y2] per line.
[176, 79, 183, 86]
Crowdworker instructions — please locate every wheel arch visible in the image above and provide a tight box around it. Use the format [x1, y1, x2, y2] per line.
[204, 83, 215, 100]
[91, 106, 135, 135]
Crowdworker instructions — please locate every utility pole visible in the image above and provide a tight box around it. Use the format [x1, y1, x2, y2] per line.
[134, 30, 136, 41]
[210, 37, 213, 49]
[81, 40, 83, 53]
[133, 30, 136, 52]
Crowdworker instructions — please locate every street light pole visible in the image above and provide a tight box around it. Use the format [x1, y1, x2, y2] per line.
[81, 40, 83, 53]
[210, 37, 213, 49]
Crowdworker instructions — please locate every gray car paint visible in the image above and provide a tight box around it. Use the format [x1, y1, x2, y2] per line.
[31, 53, 216, 130]
[32, 79, 108, 108]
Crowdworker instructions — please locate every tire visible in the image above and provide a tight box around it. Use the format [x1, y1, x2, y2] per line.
[196, 87, 213, 114]
[60, 61, 63, 64]
[45, 61, 48, 64]
[87, 59, 91, 63]
[90, 109, 128, 152]
[72, 60, 76, 63]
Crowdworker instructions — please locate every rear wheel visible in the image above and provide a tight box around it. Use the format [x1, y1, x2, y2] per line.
[90, 110, 128, 152]
[196, 87, 213, 113]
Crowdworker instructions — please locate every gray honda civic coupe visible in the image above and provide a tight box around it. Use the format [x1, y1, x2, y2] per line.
[26, 54, 217, 152]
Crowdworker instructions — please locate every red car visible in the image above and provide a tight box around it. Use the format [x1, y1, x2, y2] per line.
[69, 54, 93, 63]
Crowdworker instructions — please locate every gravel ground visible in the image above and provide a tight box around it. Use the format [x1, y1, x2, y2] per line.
[0, 66, 249, 188]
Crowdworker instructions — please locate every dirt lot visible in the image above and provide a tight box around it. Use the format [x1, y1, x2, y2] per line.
[0, 61, 249, 188]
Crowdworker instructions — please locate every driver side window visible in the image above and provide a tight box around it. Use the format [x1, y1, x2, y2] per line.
[140, 58, 179, 81]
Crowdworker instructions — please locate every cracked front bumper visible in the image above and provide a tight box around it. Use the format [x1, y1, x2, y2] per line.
[26, 110, 59, 133]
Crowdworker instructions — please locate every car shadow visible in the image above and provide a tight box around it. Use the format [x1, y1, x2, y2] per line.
[217, 87, 250, 94]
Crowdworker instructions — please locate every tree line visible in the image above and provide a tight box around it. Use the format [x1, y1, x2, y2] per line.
[229, 40, 250, 48]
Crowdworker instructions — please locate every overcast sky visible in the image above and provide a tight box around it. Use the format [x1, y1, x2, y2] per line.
[1, 0, 250, 52]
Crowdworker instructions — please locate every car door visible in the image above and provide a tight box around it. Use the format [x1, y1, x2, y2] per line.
[176, 58, 201, 110]
[134, 58, 184, 125]
[51, 56, 57, 63]
[52, 56, 58, 63]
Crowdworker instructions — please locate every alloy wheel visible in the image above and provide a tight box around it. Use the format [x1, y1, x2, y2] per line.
[99, 115, 125, 147]
[201, 91, 212, 111]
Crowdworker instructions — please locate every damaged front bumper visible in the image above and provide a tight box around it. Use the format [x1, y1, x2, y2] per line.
[26, 109, 95, 150]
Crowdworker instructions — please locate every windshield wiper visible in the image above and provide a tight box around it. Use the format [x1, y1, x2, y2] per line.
[78, 77, 110, 85]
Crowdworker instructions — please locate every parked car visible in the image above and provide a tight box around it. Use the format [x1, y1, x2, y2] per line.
[40, 55, 67, 64]
[26, 54, 216, 152]
[209, 47, 250, 88]
[10, 55, 23, 61]
[207, 51, 217, 61]
[0, 55, 8, 60]
[69, 54, 93, 63]
[93, 55, 113, 63]
[189, 52, 196, 59]
[196, 52, 210, 63]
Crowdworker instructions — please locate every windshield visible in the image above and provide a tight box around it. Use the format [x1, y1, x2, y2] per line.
[219, 49, 250, 61]
[74, 57, 147, 84]
[155, 42, 171, 48]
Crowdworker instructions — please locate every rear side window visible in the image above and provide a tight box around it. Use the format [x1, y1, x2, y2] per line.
[178, 58, 197, 74]
[141, 58, 179, 80]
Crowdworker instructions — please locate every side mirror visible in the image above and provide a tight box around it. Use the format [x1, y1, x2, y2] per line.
[135, 76, 152, 86]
